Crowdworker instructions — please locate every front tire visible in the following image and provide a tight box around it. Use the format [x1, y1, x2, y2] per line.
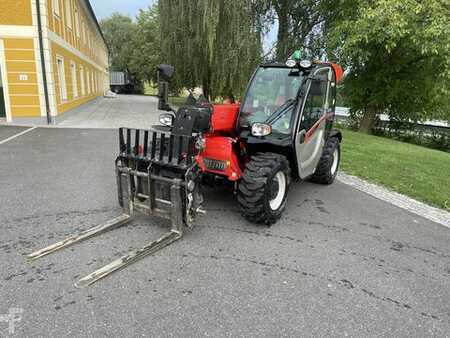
[238, 153, 290, 225]
[310, 137, 340, 184]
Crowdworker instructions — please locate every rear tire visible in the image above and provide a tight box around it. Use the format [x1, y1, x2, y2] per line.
[310, 137, 340, 184]
[238, 153, 290, 225]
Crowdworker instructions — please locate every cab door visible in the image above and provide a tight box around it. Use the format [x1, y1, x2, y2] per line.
[295, 67, 332, 179]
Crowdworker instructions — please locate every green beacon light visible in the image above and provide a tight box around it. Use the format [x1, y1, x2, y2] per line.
[286, 50, 302, 67]
[291, 50, 302, 61]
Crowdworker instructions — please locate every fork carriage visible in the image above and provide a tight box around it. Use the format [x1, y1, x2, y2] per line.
[28, 127, 205, 287]
[117, 127, 204, 228]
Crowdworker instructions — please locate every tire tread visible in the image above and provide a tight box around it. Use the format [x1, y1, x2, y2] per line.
[238, 153, 290, 225]
[310, 137, 340, 184]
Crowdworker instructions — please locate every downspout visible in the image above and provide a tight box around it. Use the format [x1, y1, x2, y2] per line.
[35, 0, 52, 124]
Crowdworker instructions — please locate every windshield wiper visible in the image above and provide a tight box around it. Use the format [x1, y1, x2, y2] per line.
[265, 99, 295, 124]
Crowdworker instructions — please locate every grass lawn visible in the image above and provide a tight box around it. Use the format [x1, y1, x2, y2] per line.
[340, 129, 450, 211]
[168, 96, 188, 107]
[143, 81, 187, 107]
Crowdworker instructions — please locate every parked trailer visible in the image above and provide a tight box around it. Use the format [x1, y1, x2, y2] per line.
[110, 71, 134, 94]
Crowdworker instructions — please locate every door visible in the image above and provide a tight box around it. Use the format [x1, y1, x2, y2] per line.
[0, 63, 6, 118]
[295, 67, 332, 179]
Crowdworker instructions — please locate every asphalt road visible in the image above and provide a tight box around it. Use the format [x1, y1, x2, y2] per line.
[0, 126, 28, 141]
[0, 126, 449, 337]
[58, 95, 161, 129]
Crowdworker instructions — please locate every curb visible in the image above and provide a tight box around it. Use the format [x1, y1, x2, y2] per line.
[337, 172, 450, 228]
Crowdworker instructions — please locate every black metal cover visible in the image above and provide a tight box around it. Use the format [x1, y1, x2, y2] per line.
[172, 105, 212, 136]
[118, 128, 195, 168]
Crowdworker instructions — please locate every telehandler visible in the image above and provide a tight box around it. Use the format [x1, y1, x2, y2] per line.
[28, 51, 344, 287]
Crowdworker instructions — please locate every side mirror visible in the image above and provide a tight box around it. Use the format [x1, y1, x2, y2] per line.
[156, 64, 175, 112]
[157, 64, 174, 80]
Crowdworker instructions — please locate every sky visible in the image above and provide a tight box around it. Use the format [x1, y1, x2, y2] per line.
[90, 0, 155, 20]
[90, 0, 276, 53]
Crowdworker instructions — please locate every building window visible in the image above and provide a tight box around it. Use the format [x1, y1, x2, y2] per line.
[74, 7, 80, 37]
[87, 70, 91, 94]
[80, 65, 85, 96]
[65, 0, 72, 29]
[81, 21, 84, 42]
[56, 56, 67, 102]
[52, 0, 60, 16]
[83, 22, 87, 45]
[91, 71, 94, 93]
[71, 62, 78, 98]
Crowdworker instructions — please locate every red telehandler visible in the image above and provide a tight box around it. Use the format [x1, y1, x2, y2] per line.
[28, 51, 344, 287]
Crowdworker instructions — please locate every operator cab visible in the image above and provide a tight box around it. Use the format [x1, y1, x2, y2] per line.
[239, 64, 304, 135]
[238, 52, 342, 179]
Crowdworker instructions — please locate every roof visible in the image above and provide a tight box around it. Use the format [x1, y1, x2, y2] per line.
[261, 62, 290, 68]
[260, 61, 344, 82]
[84, 0, 108, 49]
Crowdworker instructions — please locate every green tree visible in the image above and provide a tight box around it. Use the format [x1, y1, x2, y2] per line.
[159, 0, 262, 99]
[273, 0, 330, 60]
[100, 13, 137, 72]
[128, 5, 161, 83]
[325, 0, 450, 132]
[256, 1, 335, 61]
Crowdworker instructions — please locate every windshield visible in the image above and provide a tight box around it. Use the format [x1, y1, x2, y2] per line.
[240, 67, 303, 134]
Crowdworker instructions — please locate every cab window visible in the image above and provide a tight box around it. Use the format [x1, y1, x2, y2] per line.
[240, 67, 302, 129]
[271, 104, 294, 134]
[299, 70, 329, 131]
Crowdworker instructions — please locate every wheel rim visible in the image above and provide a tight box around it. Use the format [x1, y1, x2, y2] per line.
[269, 171, 286, 210]
[331, 148, 339, 175]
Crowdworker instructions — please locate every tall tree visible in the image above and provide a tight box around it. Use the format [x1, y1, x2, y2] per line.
[257, 0, 333, 61]
[159, 0, 262, 99]
[128, 5, 161, 83]
[325, 0, 450, 132]
[100, 13, 137, 72]
[275, 0, 327, 60]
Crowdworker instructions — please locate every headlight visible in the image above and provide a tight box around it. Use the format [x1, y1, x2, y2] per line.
[159, 113, 174, 127]
[299, 60, 312, 68]
[251, 123, 272, 137]
[286, 59, 297, 68]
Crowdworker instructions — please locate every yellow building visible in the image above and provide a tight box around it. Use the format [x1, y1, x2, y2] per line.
[0, 0, 109, 123]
